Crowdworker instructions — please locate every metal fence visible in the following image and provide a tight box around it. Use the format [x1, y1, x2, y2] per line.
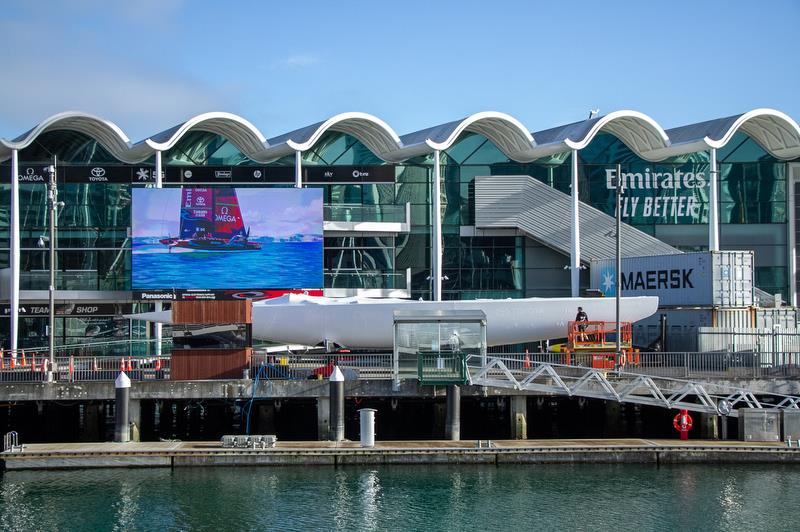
[0, 355, 171, 383]
[250, 352, 393, 381]
[0, 348, 798, 384]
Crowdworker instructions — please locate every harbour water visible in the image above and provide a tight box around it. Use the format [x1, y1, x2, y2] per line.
[1, 463, 798, 531]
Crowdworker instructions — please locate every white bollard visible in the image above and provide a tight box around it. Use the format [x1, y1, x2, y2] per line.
[358, 408, 377, 448]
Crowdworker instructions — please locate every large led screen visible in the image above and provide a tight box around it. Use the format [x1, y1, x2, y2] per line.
[132, 188, 323, 290]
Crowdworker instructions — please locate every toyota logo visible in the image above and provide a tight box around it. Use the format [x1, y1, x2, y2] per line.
[91, 167, 106, 177]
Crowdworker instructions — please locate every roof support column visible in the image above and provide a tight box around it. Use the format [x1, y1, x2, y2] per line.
[432, 150, 443, 301]
[9, 149, 19, 357]
[708, 148, 719, 252]
[154, 150, 163, 188]
[154, 150, 163, 358]
[294, 151, 303, 188]
[570, 149, 581, 297]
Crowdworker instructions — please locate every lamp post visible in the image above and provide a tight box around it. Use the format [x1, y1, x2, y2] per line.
[614, 163, 623, 371]
[42, 159, 62, 380]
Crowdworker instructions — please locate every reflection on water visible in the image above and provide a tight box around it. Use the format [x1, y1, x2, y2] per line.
[1, 464, 800, 531]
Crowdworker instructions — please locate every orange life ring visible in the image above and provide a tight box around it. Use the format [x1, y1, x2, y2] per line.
[673, 412, 693, 432]
[619, 353, 627, 366]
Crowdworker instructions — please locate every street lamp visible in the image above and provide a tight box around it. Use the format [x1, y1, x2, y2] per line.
[613, 163, 623, 371]
[42, 160, 63, 382]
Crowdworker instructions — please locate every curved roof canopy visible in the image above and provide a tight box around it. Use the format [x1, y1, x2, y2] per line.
[2, 108, 799, 165]
[0, 111, 152, 164]
[263, 112, 403, 162]
[648, 108, 800, 161]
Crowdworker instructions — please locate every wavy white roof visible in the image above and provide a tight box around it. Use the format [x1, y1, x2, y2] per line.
[1, 108, 798, 164]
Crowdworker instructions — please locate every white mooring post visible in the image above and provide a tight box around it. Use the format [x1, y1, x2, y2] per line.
[114, 372, 131, 443]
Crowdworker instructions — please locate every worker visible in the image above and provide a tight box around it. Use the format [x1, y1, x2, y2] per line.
[575, 306, 589, 341]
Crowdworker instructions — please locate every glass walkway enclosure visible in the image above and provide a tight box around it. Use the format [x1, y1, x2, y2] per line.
[392, 309, 486, 389]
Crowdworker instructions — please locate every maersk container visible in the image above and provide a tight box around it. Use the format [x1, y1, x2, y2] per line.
[590, 251, 754, 308]
[633, 307, 754, 352]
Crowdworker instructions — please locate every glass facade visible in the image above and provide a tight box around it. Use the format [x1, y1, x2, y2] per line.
[0, 126, 794, 348]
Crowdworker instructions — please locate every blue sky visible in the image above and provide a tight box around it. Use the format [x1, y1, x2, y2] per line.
[1, 0, 798, 141]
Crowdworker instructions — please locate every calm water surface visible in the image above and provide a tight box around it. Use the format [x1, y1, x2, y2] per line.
[1, 464, 798, 531]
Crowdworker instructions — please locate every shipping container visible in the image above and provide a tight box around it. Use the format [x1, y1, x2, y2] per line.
[756, 307, 800, 330]
[633, 307, 754, 352]
[590, 251, 753, 307]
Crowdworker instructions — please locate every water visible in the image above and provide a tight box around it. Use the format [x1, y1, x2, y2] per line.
[1, 464, 798, 531]
[131, 240, 323, 290]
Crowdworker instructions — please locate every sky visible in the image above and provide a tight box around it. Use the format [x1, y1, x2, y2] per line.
[132, 188, 323, 238]
[1, 0, 798, 142]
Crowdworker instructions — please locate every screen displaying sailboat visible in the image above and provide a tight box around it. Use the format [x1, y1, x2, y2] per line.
[159, 188, 260, 251]
[131, 187, 324, 290]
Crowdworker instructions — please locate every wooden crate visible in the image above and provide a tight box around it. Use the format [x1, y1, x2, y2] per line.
[172, 300, 252, 325]
[170, 348, 252, 380]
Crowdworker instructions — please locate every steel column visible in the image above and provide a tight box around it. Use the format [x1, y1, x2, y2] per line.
[709, 148, 719, 251]
[10, 149, 19, 357]
[432, 150, 443, 301]
[154, 150, 163, 357]
[155, 150, 163, 188]
[445, 384, 460, 440]
[570, 149, 580, 296]
[295, 150, 303, 188]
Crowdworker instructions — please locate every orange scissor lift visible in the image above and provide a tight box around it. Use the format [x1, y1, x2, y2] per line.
[563, 321, 640, 370]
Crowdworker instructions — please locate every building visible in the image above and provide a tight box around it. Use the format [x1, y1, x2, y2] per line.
[1, 109, 799, 353]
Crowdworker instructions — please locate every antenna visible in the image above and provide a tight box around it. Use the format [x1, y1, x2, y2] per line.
[588, 108, 600, 119]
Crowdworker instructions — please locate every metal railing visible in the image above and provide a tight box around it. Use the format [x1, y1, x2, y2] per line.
[0, 355, 170, 383]
[0, 346, 798, 384]
[250, 352, 393, 381]
[324, 204, 407, 224]
[3, 338, 172, 360]
[465, 354, 800, 417]
[498, 351, 800, 379]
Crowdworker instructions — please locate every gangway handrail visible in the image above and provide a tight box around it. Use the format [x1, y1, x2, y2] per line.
[465, 353, 800, 418]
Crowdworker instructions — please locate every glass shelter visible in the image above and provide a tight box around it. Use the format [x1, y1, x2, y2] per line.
[392, 310, 486, 389]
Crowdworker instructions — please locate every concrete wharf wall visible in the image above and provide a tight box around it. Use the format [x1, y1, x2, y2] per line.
[1, 378, 799, 402]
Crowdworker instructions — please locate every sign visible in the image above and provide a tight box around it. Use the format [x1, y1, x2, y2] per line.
[306, 165, 395, 183]
[1, 164, 395, 184]
[132, 289, 324, 301]
[588, 164, 710, 224]
[61, 166, 132, 183]
[2, 303, 133, 316]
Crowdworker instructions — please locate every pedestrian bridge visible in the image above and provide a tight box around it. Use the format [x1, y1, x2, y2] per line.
[465, 354, 800, 418]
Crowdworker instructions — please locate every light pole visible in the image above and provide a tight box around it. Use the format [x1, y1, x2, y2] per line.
[42, 159, 63, 381]
[614, 163, 623, 371]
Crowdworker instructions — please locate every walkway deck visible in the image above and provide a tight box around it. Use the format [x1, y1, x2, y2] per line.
[3, 439, 799, 470]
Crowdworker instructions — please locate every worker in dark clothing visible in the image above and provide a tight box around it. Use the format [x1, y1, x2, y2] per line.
[575, 307, 589, 341]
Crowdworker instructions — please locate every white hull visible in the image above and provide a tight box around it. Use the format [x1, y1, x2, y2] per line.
[133, 294, 658, 349]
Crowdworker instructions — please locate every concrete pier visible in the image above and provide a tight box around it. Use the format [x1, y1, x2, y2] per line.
[3, 439, 800, 471]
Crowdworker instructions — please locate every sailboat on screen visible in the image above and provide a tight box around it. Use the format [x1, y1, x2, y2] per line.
[159, 188, 261, 251]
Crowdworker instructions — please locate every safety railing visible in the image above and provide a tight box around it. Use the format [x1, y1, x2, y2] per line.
[0, 355, 171, 382]
[0, 348, 798, 384]
[1, 339, 173, 363]
[250, 352, 393, 381]
[520, 351, 800, 379]
[324, 204, 407, 224]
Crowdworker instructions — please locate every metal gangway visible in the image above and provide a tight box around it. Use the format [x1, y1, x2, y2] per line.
[466, 354, 800, 417]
